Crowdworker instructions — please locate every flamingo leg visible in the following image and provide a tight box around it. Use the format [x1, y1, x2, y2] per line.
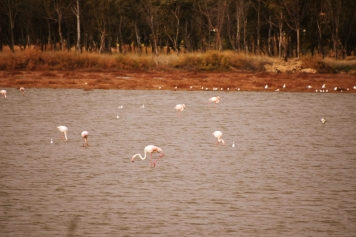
[152, 153, 165, 167]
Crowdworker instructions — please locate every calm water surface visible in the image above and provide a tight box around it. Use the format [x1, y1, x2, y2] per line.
[0, 88, 355, 236]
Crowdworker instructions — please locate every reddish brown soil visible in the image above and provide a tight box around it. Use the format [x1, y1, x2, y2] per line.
[0, 70, 355, 93]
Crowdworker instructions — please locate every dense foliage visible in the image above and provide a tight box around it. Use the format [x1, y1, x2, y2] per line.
[0, 0, 355, 60]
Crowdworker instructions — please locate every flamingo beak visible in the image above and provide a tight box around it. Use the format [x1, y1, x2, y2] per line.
[131, 156, 135, 162]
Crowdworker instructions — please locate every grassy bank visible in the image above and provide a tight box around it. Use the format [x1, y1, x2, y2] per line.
[0, 49, 355, 74]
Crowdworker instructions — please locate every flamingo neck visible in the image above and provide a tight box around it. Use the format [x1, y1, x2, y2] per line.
[64, 132, 68, 141]
[132, 152, 147, 161]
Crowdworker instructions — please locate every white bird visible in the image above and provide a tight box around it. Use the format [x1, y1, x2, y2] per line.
[190, 86, 193, 89]
[307, 85, 312, 89]
[51, 139, 53, 144]
[174, 104, 185, 116]
[353, 86, 356, 90]
[275, 89, 280, 92]
[81, 131, 89, 146]
[131, 145, 164, 168]
[322, 84, 326, 88]
[265, 85, 268, 89]
[208, 96, 220, 106]
[57, 126, 68, 141]
[212, 131, 225, 146]
[321, 118, 326, 124]
[1, 90, 6, 98]
[158, 86, 161, 89]
[232, 142, 235, 147]
[139, 104, 145, 108]
[117, 114, 119, 118]
[118, 105, 123, 109]
[19, 87, 25, 94]
[283, 84, 286, 89]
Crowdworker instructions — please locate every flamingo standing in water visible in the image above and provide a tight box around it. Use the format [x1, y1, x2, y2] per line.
[174, 104, 185, 116]
[132, 145, 164, 168]
[57, 126, 68, 141]
[208, 96, 220, 106]
[212, 131, 225, 145]
[81, 131, 89, 146]
[19, 87, 25, 95]
[1, 90, 7, 98]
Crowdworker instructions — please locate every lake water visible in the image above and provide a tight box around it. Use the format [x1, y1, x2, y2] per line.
[1, 88, 356, 236]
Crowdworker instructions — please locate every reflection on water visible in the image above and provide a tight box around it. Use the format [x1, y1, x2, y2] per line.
[1, 88, 356, 236]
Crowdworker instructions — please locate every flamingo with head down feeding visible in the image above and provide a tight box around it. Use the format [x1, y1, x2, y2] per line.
[57, 126, 68, 141]
[19, 87, 25, 94]
[208, 96, 220, 106]
[1, 90, 7, 98]
[212, 131, 225, 145]
[174, 104, 185, 116]
[81, 131, 89, 146]
[132, 145, 164, 168]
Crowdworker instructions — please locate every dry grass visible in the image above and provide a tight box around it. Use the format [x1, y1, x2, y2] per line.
[0, 47, 355, 74]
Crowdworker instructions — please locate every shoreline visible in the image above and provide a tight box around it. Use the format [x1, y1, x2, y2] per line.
[0, 70, 355, 93]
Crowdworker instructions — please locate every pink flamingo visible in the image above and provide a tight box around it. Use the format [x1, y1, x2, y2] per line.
[132, 145, 165, 168]
[81, 131, 89, 146]
[57, 126, 68, 141]
[212, 131, 225, 145]
[19, 87, 25, 95]
[174, 104, 185, 116]
[1, 90, 7, 98]
[208, 96, 220, 106]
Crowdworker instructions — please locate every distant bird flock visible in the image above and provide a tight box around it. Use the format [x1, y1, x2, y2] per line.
[2, 81, 353, 167]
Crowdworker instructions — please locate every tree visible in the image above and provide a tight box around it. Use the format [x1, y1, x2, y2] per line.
[282, 0, 308, 58]
[42, 0, 71, 51]
[0, 0, 22, 52]
[71, 0, 80, 52]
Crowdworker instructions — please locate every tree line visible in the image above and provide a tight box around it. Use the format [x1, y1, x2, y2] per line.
[0, 0, 355, 60]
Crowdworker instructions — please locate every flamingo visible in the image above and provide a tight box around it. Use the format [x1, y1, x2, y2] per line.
[139, 104, 145, 108]
[1, 90, 6, 98]
[232, 142, 236, 147]
[131, 145, 164, 168]
[57, 126, 68, 141]
[208, 96, 220, 106]
[174, 104, 185, 116]
[81, 131, 89, 146]
[321, 118, 326, 124]
[19, 87, 25, 94]
[212, 131, 225, 145]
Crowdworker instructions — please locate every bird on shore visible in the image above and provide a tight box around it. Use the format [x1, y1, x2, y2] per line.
[57, 126, 68, 141]
[131, 145, 164, 168]
[212, 131, 225, 146]
[265, 85, 268, 89]
[139, 104, 145, 108]
[19, 87, 25, 94]
[174, 104, 185, 116]
[232, 142, 235, 147]
[208, 96, 220, 106]
[118, 105, 123, 109]
[81, 131, 89, 146]
[321, 118, 326, 124]
[1, 90, 6, 98]
[283, 84, 286, 89]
